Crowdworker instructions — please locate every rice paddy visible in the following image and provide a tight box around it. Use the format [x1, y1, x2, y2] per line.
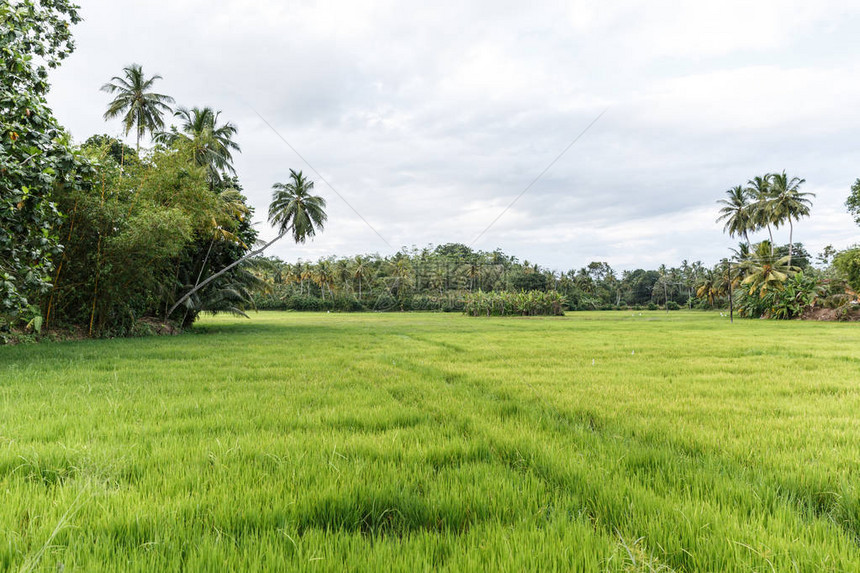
[1, 311, 859, 571]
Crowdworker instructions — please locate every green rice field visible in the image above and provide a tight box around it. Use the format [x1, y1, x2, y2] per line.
[1, 311, 859, 571]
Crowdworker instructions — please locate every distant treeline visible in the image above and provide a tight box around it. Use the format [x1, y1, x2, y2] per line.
[248, 242, 786, 313]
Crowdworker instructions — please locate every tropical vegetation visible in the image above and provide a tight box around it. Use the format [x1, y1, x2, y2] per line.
[705, 172, 857, 320]
[0, 3, 328, 340]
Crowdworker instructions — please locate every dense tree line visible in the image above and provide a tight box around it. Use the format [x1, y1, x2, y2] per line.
[247, 245, 714, 313]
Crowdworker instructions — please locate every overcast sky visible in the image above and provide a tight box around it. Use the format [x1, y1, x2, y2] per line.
[47, 0, 860, 271]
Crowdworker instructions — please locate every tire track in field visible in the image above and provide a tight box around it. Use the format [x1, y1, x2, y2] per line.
[383, 336, 860, 570]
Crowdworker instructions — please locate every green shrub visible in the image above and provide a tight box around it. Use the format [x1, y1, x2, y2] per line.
[463, 290, 565, 317]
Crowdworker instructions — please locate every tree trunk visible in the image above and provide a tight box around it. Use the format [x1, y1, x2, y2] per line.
[166, 231, 286, 319]
[766, 224, 774, 255]
[728, 264, 734, 324]
[183, 234, 217, 326]
[88, 234, 102, 336]
[788, 220, 794, 267]
[45, 199, 79, 327]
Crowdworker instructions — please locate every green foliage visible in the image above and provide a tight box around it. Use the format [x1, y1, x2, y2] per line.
[251, 250, 706, 315]
[82, 134, 138, 166]
[44, 138, 256, 335]
[155, 106, 238, 188]
[847, 179, 860, 226]
[833, 248, 860, 293]
[764, 271, 824, 319]
[0, 0, 88, 324]
[509, 270, 548, 292]
[463, 290, 565, 316]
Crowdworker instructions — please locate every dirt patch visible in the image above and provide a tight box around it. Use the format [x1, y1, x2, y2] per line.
[801, 305, 860, 322]
[134, 317, 182, 336]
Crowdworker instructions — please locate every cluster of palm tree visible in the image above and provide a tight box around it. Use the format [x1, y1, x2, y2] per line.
[101, 64, 240, 188]
[706, 174, 834, 318]
[101, 64, 328, 321]
[699, 240, 801, 293]
[717, 172, 814, 265]
[251, 247, 519, 307]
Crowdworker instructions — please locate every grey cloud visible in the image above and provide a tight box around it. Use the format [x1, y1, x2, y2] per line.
[46, 0, 860, 272]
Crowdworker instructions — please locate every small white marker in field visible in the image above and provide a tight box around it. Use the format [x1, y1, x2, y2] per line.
[592, 359, 595, 366]
[631, 350, 635, 355]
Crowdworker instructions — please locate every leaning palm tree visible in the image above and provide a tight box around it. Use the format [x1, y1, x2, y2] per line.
[166, 169, 326, 319]
[156, 106, 240, 188]
[716, 185, 753, 244]
[746, 174, 776, 254]
[769, 171, 814, 266]
[101, 64, 174, 150]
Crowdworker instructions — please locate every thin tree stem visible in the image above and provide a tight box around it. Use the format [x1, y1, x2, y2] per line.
[166, 231, 287, 319]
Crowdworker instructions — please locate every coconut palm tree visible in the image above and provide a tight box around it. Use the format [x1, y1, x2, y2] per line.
[101, 64, 174, 151]
[268, 170, 327, 244]
[352, 255, 371, 300]
[696, 268, 720, 306]
[314, 259, 334, 300]
[769, 171, 814, 266]
[738, 241, 795, 298]
[742, 256, 794, 298]
[156, 106, 240, 188]
[716, 185, 753, 244]
[166, 169, 326, 318]
[746, 174, 775, 255]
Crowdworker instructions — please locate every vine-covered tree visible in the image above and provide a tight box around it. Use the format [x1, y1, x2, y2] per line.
[1, 0, 91, 328]
[846, 179, 860, 226]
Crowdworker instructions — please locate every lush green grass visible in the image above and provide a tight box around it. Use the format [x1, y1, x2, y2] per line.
[1, 311, 859, 571]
